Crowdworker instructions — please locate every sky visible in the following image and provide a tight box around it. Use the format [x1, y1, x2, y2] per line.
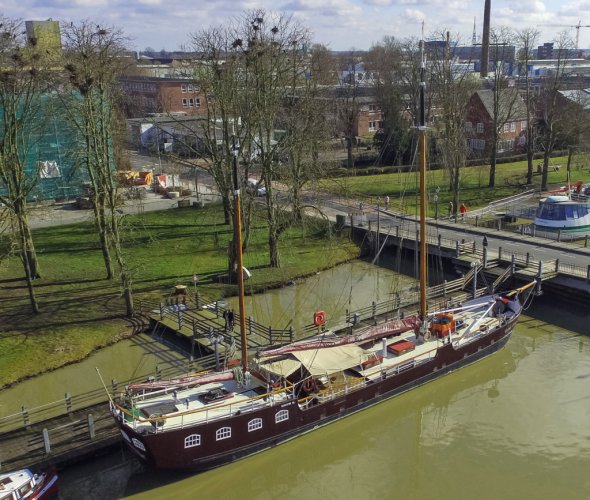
[4, 0, 590, 53]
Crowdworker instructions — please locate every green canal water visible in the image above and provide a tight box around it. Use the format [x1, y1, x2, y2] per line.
[4, 260, 590, 500]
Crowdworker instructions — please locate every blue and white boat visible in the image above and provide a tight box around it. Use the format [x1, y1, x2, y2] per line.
[534, 194, 590, 238]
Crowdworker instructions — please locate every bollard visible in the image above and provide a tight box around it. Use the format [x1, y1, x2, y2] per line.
[498, 246, 503, 261]
[455, 240, 460, 257]
[511, 255, 516, 275]
[88, 414, 95, 439]
[475, 215, 479, 227]
[159, 303, 164, 320]
[438, 234, 442, 248]
[555, 259, 560, 273]
[43, 428, 51, 454]
[537, 261, 543, 279]
[526, 252, 530, 265]
[557, 229, 561, 242]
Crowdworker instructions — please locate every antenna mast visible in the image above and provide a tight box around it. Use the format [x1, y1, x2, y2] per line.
[418, 24, 427, 320]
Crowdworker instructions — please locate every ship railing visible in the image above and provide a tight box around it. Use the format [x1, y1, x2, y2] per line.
[116, 384, 296, 432]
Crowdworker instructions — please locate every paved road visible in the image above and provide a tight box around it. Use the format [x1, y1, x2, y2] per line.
[23, 152, 590, 273]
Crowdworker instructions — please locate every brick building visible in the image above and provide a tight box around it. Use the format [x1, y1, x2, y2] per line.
[120, 76, 209, 118]
[465, 89, 528, 156]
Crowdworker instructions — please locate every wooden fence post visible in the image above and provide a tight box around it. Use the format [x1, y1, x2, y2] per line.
[43, 428, 51, 454]
[88, 414, 95, 440]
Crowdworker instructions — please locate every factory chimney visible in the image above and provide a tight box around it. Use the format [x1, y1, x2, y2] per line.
[480, 0, 490, 77]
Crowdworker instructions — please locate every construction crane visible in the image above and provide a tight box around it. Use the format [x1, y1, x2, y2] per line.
[541, 20, 590, 51]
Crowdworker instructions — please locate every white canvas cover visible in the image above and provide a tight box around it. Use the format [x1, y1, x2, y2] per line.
[259, 357, 302, 378]
[291, 344, 366, 376]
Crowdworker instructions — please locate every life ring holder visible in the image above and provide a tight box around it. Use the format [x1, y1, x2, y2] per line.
[423, 330, 432, 341]
[313, 310, 326, 327]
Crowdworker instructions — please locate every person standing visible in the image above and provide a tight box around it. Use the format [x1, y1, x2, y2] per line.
[459, 203, 467, 220]
[384, 195, 390, 211]
[483, 235, 488, 247]
[448, 201, 454, 218]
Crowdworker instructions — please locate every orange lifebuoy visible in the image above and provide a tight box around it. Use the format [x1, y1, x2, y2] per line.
[313, 310, 326, 326]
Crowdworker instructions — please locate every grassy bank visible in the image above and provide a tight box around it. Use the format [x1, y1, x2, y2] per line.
[322, 155, 590, 215]
[0, 204, 359, 388]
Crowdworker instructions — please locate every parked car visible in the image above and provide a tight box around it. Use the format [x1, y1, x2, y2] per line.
[246, 178, 266, 196]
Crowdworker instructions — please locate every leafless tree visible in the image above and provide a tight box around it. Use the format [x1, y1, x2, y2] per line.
[0, 16, 54, 313]
[333, 50, 365, 171]
[428, 31, 479, 212]
[536, 32, 573, 191]
[486, 27, 522, 187]
[516, 28, 540, 185]
[61, 21, 135, 315]
[365, 36, 414, 166]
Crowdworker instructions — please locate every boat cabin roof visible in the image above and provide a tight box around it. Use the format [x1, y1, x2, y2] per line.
[0, 469, 35, 498]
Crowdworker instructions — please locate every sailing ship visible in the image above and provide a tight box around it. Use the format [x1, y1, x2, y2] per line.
[108, 39, 536, 472]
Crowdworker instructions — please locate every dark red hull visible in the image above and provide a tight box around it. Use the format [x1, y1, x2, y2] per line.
[115, 318, 516, 471]
[29, 468, 59, 500]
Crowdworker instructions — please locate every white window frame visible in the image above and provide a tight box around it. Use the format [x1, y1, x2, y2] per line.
[181, 84, 187, 93]
[510, 122, 516, 132]
[368, 121, 376, 132]
[188, 98, 194, 107]
[503, 123, 510, 133]
[187, 84, 193, 92]
[248, 418, 263, 432]
[521, 120, 527, 130]
[182, 98, 188, 108]
[195, 98, 201, 108]
[216, 427, 231, 441]
[275, 409, 289, 423]
[476, 122, 484, 133]
[184, 434, 201, 448]
[465, 121, 473, 132]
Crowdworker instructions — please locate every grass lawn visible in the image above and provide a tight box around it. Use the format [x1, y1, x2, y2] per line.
[320, 155, 590, 216]
[0, 204, 359, 388]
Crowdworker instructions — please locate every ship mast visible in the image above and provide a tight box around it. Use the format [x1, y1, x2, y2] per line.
[418, 31, 428, 320]
[232, 138, 249, 374]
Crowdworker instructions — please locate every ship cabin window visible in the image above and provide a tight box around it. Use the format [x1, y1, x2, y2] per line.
[216, 426, 231, 441]
[275, 409, 289, 423]
[184, 434, 201, 448]
[248, 418, 263, 432]
[536, 202, 590, 221]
